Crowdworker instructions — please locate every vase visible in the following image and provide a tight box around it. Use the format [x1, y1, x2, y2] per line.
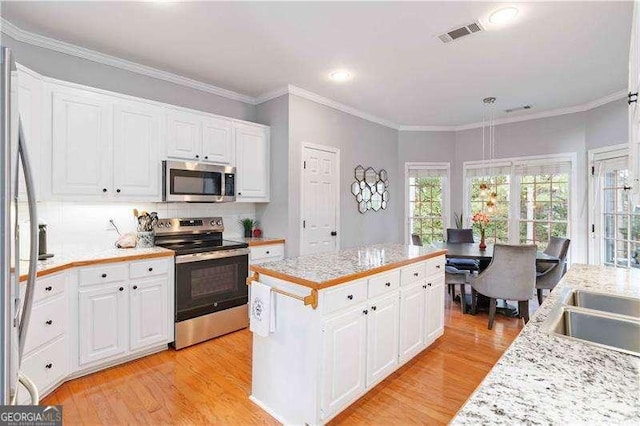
[137, 231, 155, 248]
[479, 229, 487, 251]
[244, 229, 253, 238]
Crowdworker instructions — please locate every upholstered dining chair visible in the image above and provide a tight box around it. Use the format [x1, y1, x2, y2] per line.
[411, 234, 423, 246]
[470, 244, 537, 329]
[536, 237, 571, 304]
[446, 228, 481, 272]
[445, 265, 470, 313]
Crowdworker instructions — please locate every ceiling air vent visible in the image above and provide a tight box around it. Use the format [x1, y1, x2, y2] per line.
[438, 20, 484, 44]
[505, 105, 533, 113]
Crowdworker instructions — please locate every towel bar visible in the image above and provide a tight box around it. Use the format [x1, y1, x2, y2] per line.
[247, 272, 318, 309]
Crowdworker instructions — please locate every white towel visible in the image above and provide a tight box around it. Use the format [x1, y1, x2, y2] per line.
[250, 280, 276, 337]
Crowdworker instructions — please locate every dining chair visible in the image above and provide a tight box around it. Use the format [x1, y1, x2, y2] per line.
[536, 237, 571, 304]
[411, 234, 423, 246]
[445, 265, 470, 314]
[446, 228, 481, 272]
[470, 244, 537, 329]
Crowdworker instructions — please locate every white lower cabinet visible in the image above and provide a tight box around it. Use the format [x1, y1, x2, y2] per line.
[79, 283, 128, 365]
[321, 305, 368, 420]
[366, 293, 399, 387]
[130, 277, 169, 351]
[425, 277, 445, 344]
[399, 282, 426, 364]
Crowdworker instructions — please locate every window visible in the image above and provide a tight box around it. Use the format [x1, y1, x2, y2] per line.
[591, 148, 640, 269]
[406, 163, 449, 244]
[464, 156, 574, 250]
[516, 162, 571, 251]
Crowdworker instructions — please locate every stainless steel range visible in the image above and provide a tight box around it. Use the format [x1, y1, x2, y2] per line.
[154, 217, 249, 349]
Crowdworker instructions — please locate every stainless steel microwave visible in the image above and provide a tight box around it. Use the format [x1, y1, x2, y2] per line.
[163, 160, 236, 202]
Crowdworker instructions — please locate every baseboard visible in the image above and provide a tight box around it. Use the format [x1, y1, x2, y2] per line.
[70, 343, 169, 380]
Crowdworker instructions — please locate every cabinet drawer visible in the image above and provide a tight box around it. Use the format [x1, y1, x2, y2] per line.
[368, 270, 400, 299]
[78, 263, 127, 286]
[401, 262, 427, 286]
[251, 244, 284, 262]
[24, 294, 67, 356]
[322, 280, 367, 315]
[20, 336, 68, 402]
[426, 255, 445, 277]
[130, 258, 170, 279]
[34, 272, 66, 303]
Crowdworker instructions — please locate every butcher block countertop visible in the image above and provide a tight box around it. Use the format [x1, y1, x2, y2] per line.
[18, 245, 174, 282]
[242, 237, 285, 247]
[250, 243, 447, 290]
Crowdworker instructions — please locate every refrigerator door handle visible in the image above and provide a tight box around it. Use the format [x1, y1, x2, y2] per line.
[9, 372, 39, 405]
[16, 117, 37, 362]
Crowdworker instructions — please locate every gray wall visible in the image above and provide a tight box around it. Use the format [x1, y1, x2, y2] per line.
[585, 98, 628, 150]
[1, 34, 255, 121]
[255, 95, 290, 250]
[288, 95, 402, 256]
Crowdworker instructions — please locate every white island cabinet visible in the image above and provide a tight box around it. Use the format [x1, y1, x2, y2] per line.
[249, 244, 447, 425]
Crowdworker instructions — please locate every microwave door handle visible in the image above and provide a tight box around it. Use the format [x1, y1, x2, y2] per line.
[17, 117, 38, 363]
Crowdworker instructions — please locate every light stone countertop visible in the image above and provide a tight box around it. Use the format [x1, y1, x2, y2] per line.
[18, 244, 174, 282]
[452, 264, 640, 425]
[251, 243, 447, 289]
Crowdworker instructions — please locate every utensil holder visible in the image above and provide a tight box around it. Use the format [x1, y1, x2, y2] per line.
[137, 231, 155, 248]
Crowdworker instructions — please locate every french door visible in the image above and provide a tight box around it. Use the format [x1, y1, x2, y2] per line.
[591, 148, 640, 269]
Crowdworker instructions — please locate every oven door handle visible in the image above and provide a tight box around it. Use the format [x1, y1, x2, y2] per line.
[176, 248, 250, 263]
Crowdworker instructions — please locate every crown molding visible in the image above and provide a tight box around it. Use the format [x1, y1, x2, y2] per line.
[1, 18, 627, 131]
[0, 18, 256, 104]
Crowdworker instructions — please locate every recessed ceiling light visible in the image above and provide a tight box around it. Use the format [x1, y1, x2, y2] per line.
[489, 7, 519, 24]
[329, 70, 352, 82]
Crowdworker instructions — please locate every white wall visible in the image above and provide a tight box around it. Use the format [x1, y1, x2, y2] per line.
[24, 201, 256, 254]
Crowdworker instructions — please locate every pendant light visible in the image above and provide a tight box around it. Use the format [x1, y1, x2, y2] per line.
[481, 97, 497, 212]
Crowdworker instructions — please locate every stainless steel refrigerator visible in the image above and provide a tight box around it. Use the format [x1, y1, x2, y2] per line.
[1, 46, 39, 405]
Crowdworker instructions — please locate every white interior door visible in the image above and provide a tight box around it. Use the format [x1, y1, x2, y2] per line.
[301, 145, 339, 256]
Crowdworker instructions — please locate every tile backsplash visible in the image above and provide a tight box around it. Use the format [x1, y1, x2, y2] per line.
[20, 201, 256, 252]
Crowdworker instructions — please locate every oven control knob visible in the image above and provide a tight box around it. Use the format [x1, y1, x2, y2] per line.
[157, 223, 163, 228]
[210, 220, 216, 226]
[216, 219, 223, 226]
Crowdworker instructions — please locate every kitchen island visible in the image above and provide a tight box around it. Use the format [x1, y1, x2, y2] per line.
[249, 244, 447, 424]
[452, 264, 640, 424]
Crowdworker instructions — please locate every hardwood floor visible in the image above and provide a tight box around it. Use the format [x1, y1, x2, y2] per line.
[43, 291, 530, 425]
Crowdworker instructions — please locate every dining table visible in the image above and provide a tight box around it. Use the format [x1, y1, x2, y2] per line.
[428, 242, 561, 316]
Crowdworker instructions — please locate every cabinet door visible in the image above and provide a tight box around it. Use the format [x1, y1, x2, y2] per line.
[15, 68, 43, 201]
[201, 116, 234, 164]
[166, 109, 201, 160]
[425, 278, 445, 344]
[399, 283, 426, 363]
[51, 87, 112, 196]
[129, 277, 169, 351]
[113, 100, 162, 198]
[235, 123, 269, 200]
[366, 293, 399, 387]
[79, 284, 128, 365]
[321, 305, 367, 420]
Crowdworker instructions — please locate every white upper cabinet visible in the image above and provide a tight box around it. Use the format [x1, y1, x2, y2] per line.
[51, 85, 112, 197]
[166, 109, 201, 161]
[113, 100, 163, 199]
[235, 122, 270, 202]
[15, 66, 43, 200]
[202, 116, 234, 164]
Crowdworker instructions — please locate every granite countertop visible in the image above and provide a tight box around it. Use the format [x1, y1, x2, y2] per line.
[452, 264, 640, 424]
[241, 237, 286, 247]
[251, 243, 447, 289]
[18, 244, 174, 282]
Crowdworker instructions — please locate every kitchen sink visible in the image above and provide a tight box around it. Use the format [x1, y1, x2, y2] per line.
[547, 306, 640, 357]
[563, 289, 640, 318]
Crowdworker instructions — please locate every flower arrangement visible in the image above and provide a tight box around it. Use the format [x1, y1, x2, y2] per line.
[471, 212, 490, 250]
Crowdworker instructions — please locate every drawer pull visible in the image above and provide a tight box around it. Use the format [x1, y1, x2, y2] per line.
[436, 265, 441, 269]
[266, 251, 270, 254]
[371, 306, 377, 311]
[385, 282, 391, 287]
[119, 287, 124, 291]
[422, 285, 427, 289]
[347, 294, 354, 300]
[45, 286, 52, 291]
[148, 267, 153, 272]
[413, 272, 419, 277]
[45, 363, 53, 369]
[362, 309, 368, 315]
[101, 273, 107, 278]
[427, 282, 432, 287]
[133, 285, 138, 290]
[45, 320, 53, 325]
